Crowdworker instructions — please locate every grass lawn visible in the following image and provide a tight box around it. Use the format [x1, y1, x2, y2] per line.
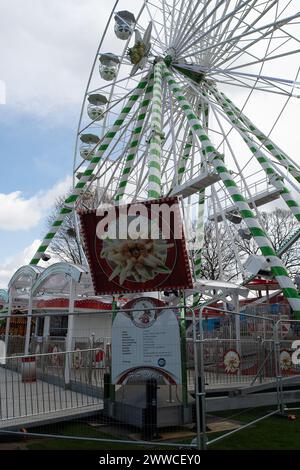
[25, 423, 141, 450]
[25, 408, 300, 450]
[26, 438, 146, 451]
[209, 410, 300, 450]
[25, 422, 170, 451]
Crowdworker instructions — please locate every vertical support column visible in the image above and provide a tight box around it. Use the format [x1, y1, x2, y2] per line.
[192, 187, 206, 308]
[43, 314, 50, 357]
[109, 297, 118, 402]
[163, 63, 300, 319]
[4, 290, 12, 356]
[233, 294, 241, 373]
[194, 190, 206, 279]
[193, 305, 207, 450]
[142, 379, 158, 440]
[274, 321, 285, 414]
[148, 62, 164, 199]
[193, 97, 208, 307]
[24, 285, 33, 355]
[180, 292, 188, 407]
[43, 315, 50, 338]
[64, 277, 76, 386]
[34, 316, 39, 337]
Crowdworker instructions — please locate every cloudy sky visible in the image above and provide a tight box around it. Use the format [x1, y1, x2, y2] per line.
[0, 0, 123, 286]
[0, 0, 300, 288]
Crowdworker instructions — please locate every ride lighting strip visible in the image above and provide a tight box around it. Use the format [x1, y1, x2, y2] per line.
[215, 90, 300, 184]
[148, 61, 164, 199]
[115, 75, 154, 202]
[163, 62, 300, 318]
[30, 73, 150, 265]
[209, 85, 300, 225]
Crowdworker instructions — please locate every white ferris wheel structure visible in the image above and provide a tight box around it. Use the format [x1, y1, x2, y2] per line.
[29, 0, 300, 316]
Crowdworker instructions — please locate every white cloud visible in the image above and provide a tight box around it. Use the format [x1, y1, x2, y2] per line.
[0, 239, 41, 288]
[0, 175, 72, 231]
[0, 0, 117, 121]
[0, 0, 143, 123]
[0, 80, 5, 105]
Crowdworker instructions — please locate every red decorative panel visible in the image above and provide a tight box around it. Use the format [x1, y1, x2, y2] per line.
[79, 197, 193, 295]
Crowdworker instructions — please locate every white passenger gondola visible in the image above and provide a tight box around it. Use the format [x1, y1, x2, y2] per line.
[79, 134, 99, 161]
[114, 11, 135, 40]
[87, 94, 108, 121]
[99, 53, 120, 81]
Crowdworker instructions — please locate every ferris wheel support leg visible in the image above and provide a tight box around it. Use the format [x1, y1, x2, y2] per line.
[148, 62, 164, 200]
[193, 99, 208, 306]
[29, 74, 150, 265]
[176, 126, 205, 307]
[115, 76, 154, 203]
[177, 113, 207, 306]
[211, 88, 300, 183]
[192, 188, 206, 308]
[163, 63, 300, 319]
[210, 87, 300, 225]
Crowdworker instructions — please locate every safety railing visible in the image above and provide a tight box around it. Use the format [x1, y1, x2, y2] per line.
[202, 338, 276, 386]
[192, 306, 300, 450]
[0, 348, 104, 424]
[1, 305, 300, 451]
[207, 170, 277, 217]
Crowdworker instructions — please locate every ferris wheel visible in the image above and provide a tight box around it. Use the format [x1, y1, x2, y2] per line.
[30, 0, 300, 317]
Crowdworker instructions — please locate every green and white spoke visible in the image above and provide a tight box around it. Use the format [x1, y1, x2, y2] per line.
[148, 62, 164, 200]
[214, 89, 300, 185]
[30, 74, 150, 265]
[115, 76, 154, 203]
[211, 87, 300, 225]
[193, 97, 209, 306]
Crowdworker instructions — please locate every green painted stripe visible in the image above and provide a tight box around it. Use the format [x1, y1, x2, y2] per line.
[148, 189, 160, 199]
[149, 174, 161, 185]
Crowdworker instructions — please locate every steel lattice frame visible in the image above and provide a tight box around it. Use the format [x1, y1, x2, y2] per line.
[29, 0, 300, 317]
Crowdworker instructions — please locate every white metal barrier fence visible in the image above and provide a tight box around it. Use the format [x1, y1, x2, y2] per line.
[1, 307, 300, 450]
[0, 349, 104, 425]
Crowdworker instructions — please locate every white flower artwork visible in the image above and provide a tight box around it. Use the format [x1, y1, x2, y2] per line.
[279, 350, 292, 371]
[224, 350, 241, 374]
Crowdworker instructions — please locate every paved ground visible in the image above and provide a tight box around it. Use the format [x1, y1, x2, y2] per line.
[0, 367, 103, 430]
[0, 365, 290, 431]
[187, 369, 274, 391]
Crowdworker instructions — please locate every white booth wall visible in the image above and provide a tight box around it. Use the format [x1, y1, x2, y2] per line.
[72, 312, 112, 346]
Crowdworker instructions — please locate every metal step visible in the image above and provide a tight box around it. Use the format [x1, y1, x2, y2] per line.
[210, 187, 281, 222]
[240, 375, 300, 396]
[278, 227, 300, 256]
[170, 171, 221, 198]
[206, 388, 300, 412]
